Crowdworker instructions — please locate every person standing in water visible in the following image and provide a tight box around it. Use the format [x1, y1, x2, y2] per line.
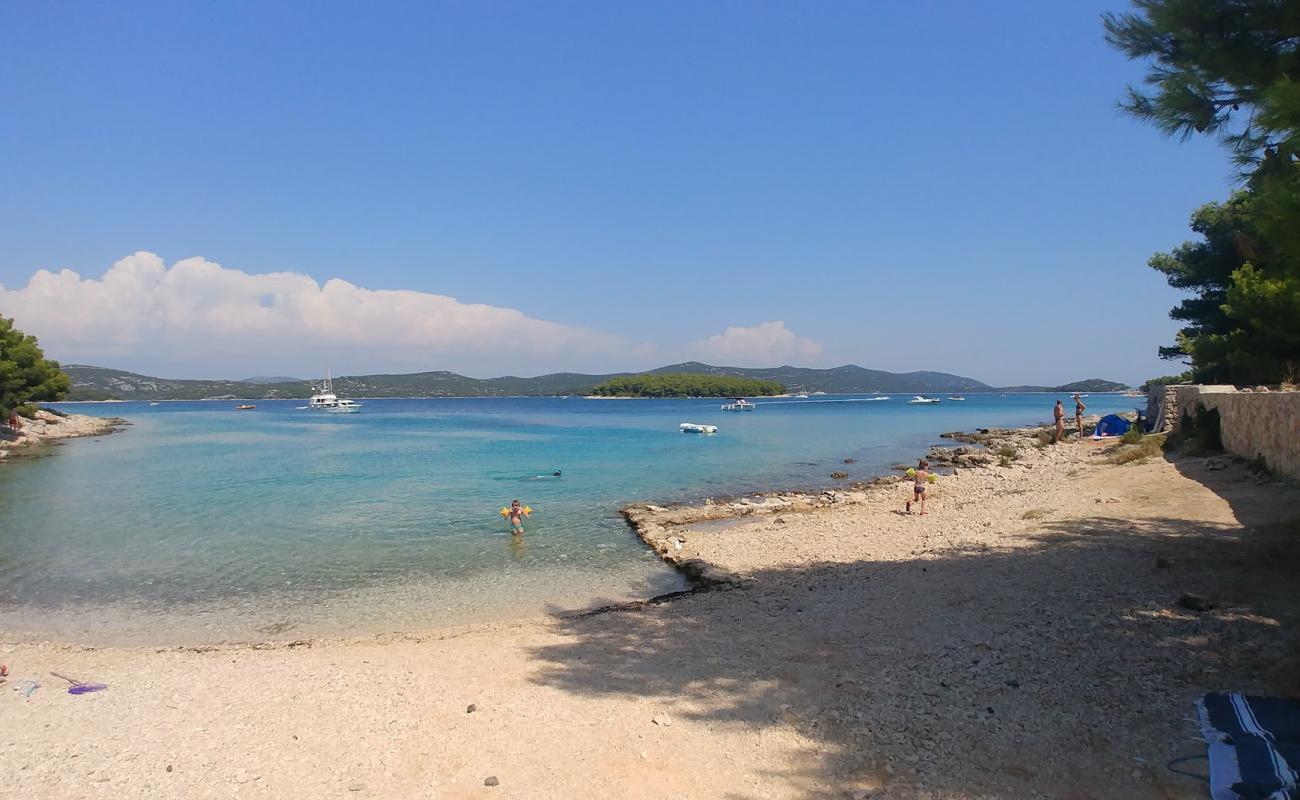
[1073, 393, 1086, 437]
[507, 499, 526, 535]
[1053, 399, 1066, 443]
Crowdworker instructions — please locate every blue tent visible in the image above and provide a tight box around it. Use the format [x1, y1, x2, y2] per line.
[1093, 414, 1131, 438]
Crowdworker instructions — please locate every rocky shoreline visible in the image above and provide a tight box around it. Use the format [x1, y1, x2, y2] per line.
[0, 409, 126, 459]
[621, 418, 1100, 590]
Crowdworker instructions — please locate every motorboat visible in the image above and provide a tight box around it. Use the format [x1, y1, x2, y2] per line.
[946, 396, 966, 401]
[330, 399, 363, 413]
[907, 396, 941, 404]
[301, 371, 362, 410]
[866, 396, 890, 401]
[235, 404, 256, 410]
[305, 373, 340, 408]
[793, 393, 810, 399]
[679, 422, 718, 434]
[721, 399, 756, 411]
[149, 402, 160, 406]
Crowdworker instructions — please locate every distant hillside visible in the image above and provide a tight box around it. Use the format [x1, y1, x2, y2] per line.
[646, 362, 993, 394]
[61, 363, 1128, 401]
[996, 379, 1131, 393]
[239, 375, 301, 384]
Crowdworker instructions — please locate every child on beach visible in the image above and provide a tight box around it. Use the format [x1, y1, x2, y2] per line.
[906, 459, 929, 515]
[507, 499, 526, 534]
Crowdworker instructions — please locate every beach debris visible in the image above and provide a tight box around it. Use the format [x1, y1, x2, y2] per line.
[466, 703, 477, 714]
[348, 783, 366, 792]
[13, 679, 40, 698]
[1177, 593, 1216, 612]
[50, 671, 108, 694]
[843, 458, 856, 464]
[831, 471, 848, 480]
[1203, 457, 1228, 471]
[483, 776, 500, 787]
[166, 765, 173, 773]
[0, 663, 7, 678]
[652, 714, 673, 727]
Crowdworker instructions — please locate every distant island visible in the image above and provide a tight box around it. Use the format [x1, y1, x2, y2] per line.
[588, 374, 784, 398]
[61, 362, 1130, 401]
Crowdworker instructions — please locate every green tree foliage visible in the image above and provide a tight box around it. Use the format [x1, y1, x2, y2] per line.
[1106, 0, 1300, 383]
[1103, 0, 1299, 167]
[589, 373, 784, 398]
[0, 315, 71, 416]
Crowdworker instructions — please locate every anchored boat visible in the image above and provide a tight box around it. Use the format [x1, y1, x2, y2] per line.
[679, 422, 718, 434]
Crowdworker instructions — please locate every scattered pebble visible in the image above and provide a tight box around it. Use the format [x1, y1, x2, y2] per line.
[466, 703, 477, 714]
[348, 783, 366, 792]
[652, 714, 673, 727]
[484, 776, 499, 787]
[1177, 593, 1215, 612]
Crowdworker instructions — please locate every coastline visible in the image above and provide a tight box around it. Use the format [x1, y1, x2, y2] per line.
[4, 416, 1298, 797]
[0, 409, 125, 459]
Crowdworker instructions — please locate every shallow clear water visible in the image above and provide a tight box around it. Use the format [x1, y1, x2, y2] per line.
[0, 393, 1138, 644]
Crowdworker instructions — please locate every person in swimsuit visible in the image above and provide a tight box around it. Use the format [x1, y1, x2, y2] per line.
[507, 499, 526, 535]
[1054, 400, 1065, 443]
[906, 459, 930, 515]
[1073, 394, 1086, 436]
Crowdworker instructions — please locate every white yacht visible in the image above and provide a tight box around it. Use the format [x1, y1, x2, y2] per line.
[304, 373, 340, 408]
[907, 396, 941, 404]
[301, 372, 362, 410]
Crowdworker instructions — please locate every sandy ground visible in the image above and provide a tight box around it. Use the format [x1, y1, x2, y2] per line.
[3, 428, 1299, 799]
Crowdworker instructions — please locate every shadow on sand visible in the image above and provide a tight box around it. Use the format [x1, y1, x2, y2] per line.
[529, 458, 1300, 798]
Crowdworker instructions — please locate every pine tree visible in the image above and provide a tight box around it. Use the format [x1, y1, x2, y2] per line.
[0, 316, 71, 418]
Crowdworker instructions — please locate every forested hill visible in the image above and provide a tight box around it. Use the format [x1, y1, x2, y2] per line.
[61, 363, 1127, 401]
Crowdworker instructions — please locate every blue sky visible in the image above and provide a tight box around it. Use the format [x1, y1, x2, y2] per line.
[0, 1, 1236, 385]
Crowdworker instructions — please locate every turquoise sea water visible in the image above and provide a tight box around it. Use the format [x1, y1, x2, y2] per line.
[0, 393, 1138, 644]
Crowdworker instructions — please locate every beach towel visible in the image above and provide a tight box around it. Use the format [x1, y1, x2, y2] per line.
[1198, 693, 1300, 800]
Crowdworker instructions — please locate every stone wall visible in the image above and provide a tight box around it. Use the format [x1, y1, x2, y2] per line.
[1166, 385, 1300, 477]
[1145, 384, 1181, 433]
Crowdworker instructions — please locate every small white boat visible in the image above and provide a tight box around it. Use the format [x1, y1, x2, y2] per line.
[149, 402, 160, 406]
[330, 399, 363, 413]
[866, 396, 890, 401]
[793, 392, 809, 399]
[947, 396, 966, 401]
[907, 396, 941, 405]
[680, 422, 718, 434]
[721, 399, 756, 411]
[811, 391, 827, 396]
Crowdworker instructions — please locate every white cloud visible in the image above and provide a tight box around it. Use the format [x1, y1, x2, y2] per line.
[689, 321, 823, 366]
[0, 252, 649, 377]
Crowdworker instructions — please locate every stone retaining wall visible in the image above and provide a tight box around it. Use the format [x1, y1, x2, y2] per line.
[1167, 385, 1300, 477]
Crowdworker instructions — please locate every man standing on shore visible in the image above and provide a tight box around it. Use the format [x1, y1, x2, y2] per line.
[1054, 399, 1065, 443]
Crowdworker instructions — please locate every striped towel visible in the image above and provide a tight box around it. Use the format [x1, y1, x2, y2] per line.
[1198, 693, 1300, 800]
